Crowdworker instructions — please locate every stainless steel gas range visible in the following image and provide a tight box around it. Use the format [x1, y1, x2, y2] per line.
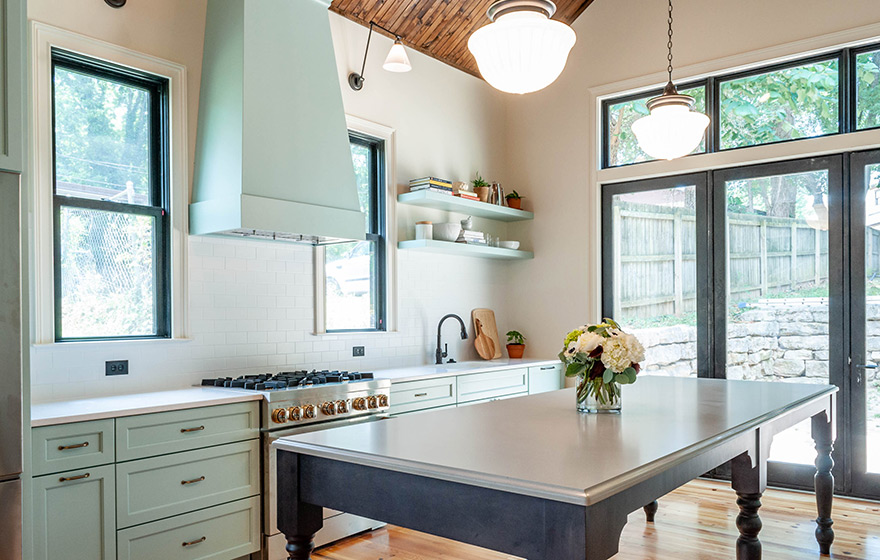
[201, 371, 391, 559]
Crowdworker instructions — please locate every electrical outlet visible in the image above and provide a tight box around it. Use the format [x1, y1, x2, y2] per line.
[105, 360, 129, 376]
[352, 346, 365, 357]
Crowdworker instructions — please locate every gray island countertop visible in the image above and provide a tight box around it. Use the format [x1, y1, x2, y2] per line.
[274, 377, 836, 506]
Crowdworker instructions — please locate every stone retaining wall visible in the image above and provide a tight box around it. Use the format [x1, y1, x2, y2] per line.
[630, 299, 880, 383]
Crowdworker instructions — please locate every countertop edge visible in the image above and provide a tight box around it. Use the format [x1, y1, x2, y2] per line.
[31, 391, 263, 427]
[382, 359, 560, 384]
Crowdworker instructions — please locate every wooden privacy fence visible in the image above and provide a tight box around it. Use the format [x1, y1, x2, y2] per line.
[609, 203, 866, 320]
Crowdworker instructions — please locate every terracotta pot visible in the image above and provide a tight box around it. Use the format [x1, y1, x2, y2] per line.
[506, 197, 522, 210]
[506, 343, 525, 359]
[475, 186, 490, 202]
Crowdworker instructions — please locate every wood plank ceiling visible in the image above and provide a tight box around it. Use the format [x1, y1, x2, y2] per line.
[329, 0, 595, 79]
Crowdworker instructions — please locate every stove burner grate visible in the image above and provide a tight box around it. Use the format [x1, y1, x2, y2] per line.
[200, 370, 374, 390]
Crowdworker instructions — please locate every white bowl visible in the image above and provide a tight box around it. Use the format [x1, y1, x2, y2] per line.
[500, 240, 520, 250]
[433, 222, 462, 242]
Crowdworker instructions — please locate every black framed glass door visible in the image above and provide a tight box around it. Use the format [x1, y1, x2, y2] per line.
[713, 156, 846, 491]
[848, 149, 880, 498]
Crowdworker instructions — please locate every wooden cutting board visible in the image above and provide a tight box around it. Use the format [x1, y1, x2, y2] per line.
[472, 308, 502, 359]
[473, 319, 496, 361]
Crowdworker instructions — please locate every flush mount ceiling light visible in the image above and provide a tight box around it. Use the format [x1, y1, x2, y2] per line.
[348, 21, 412, 91]
[631, 0, 709, 161]
[467, 0, 576, 95]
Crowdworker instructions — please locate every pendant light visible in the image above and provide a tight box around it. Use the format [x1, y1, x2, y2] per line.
[349, 21, 412, 91]
[468, 0, 576, 95]
[631, 0, 709, 160]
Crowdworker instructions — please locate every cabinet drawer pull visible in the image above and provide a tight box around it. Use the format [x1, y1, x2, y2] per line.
[413, 392, 428, 397]
[182, 536, 206, 547]
[57, 441, 89, 451]
[180, 425, 205, 433]
[59, 473, 90, 482]
[181, 476, 206, 485]
[540, 366, 556, 370]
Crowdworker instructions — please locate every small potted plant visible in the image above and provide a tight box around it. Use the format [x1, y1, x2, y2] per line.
[505, 190, 523, 210]
[506, 330, 526, 359]
[472, 173, 490, 203]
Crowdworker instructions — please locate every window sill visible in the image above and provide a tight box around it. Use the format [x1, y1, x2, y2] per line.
[312, 330, 399, 338]
[32, 337, 193, 349]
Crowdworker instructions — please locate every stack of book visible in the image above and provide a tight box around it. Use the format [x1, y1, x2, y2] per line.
[457, 230, 487, 245]
[455, 189, 480, 201]
[409, 176, 453, 195]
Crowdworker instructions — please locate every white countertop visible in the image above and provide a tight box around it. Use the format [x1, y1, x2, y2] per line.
[274, 377, 835, 506]
[375, 358, 559, 383]
[30, 359, 559, 427]
[31, 388, 263, 427]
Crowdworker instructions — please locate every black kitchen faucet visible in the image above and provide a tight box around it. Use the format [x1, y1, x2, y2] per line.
[435, 314, 468, 364]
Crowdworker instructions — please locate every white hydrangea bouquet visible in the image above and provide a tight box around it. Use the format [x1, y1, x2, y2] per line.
[558, 318, 645, 413]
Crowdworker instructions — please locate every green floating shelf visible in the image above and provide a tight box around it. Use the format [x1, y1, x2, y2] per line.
[398, 239, 534, 260]
[397, 190, 534, 222]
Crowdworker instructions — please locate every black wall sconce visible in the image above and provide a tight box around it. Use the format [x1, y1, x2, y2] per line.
[348, 21, 412, 91]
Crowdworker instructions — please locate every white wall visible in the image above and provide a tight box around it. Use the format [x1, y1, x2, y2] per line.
[28, 1, 516, 402]
[504, 0, 880, 360]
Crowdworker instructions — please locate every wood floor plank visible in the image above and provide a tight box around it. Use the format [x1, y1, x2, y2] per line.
[313, 479, 880, 560]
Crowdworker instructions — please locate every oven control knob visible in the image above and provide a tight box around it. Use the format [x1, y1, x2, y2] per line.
[378, 394, 389, 408]
[271, 408, 289, 424]
[288, 406, 302, 421]
[367, 396, 379, 409]
[321, 401, 337, 416]
[303, 404, 317, 419]
[352, 397, 368, 411]
[336, 399, 350, 413]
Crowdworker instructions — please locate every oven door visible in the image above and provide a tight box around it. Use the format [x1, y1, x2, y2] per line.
[264, 414, 387, 550]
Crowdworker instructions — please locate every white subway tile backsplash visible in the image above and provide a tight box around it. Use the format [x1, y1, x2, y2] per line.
[32, 235, 512, 401]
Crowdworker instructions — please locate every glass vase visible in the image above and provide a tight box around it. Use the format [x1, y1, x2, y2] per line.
[575, 374, 622, 413]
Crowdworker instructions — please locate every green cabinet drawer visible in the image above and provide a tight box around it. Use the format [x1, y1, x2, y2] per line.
[390, 377, 457, 415]
[116, 496, 260, 560]
[115, 402, 259, 461]
[33, 464, 116, 560]
[116, 440, 260, 528]
[456, 368, 529, 404]
[528, 364, 563, 394]
[32, 419, 115, 476]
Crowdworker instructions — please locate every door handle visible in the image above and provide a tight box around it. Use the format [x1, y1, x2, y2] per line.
[58, 441, 89, 451]
[59, 473, 90, 483]
[181, 476, 206, 485]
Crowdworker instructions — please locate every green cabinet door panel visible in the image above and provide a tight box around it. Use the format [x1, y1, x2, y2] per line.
[32, 419, 115, 476]
[389, 377, 457, 415]
[115, 439, 260, 528]
[116, 496, 260, 560]
[33, 464, 116, 560]
[456, 368, 530, 404]
[0, 0, 25, 172]
[115, 402, 259, 461]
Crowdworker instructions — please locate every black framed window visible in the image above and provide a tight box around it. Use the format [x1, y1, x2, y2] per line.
[323, 133, 387, 332]
[602, 42, 880, 168]
[52, 49, 170, 341]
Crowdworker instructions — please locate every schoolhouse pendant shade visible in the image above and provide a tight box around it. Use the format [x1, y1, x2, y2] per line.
[468, 0, 576, 95]
[383, 40, 412, 73]
[631, 86, 710, 160]
[631, 0, 709, 160]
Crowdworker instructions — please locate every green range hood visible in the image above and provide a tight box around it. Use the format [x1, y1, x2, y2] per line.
[190, 0, 365, 245]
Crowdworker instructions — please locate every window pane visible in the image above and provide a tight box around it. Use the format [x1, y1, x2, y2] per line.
[719, 59, 839, 150]
[606, 85, 705, 167]
[725, 169, 830, 464]
[59, 207, 156, 338]
[856, 49, 880, 130]
[863, 163, 880, 473]
[351, 142, 372, 231]
[325, 240, 378, 331]
[611, 185, 698, 377]
[53, 66, 153, 205]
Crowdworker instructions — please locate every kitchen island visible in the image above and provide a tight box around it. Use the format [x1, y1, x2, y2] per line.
[273, 377, 837, 560]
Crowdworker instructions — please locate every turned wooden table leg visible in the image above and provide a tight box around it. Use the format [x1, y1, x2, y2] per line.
[277, 451, 325, 560]
[643, 500, 658, 522]
[731, 451, 765, 560]
[286, 535, 317, 560]
[812, 411, 835, 555]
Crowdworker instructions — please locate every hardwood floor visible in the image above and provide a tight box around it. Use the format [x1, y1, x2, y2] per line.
[313, 479, 880, 560]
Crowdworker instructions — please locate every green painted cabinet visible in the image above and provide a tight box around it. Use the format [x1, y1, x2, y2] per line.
[32, 464, 117, 560]
[0, 0, 25, 172]
[528, 364, 563, 394]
